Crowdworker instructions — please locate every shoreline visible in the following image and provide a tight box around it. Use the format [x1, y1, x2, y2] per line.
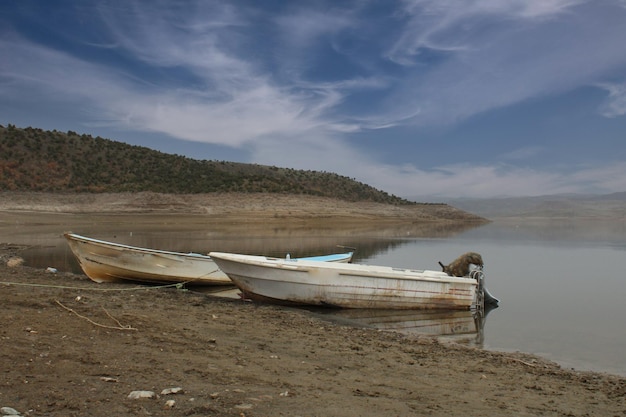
[0, 191, 488, 223]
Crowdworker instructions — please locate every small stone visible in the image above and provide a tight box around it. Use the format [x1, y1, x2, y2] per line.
[1, 407, 20, 416]
[127, 390, 156, 399]
[164, 400, 175, 408]
[45, 267, 57, 273]
[160, 387, 183, 395]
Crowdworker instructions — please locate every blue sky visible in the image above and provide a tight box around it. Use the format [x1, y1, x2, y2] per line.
[2, 0, 626, 199]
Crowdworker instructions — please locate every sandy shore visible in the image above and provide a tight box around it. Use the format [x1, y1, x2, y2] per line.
[1, 193, 625, 416]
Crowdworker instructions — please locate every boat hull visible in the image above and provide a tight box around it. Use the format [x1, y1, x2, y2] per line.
[210, 252, 478, 310]
[65, 233, 231, 285]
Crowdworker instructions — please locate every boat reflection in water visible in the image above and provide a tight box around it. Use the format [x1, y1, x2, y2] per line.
[311, 305, 497, 346]
[197, 287, 497, 346]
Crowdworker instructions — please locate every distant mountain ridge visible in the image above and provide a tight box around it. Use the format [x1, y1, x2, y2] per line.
[445, 193, 626, 219]
[0, 124, 416, 205]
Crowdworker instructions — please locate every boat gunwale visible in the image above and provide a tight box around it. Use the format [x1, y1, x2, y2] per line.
[209, 252, 476, 284]
[66, 233, 353, 263]
[65, 232, 210, 259]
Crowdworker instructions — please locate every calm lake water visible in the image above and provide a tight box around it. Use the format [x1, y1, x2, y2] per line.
[4, 213, 625, 377]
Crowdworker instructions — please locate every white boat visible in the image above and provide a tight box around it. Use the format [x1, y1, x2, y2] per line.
[209, 252, 492, 310]
[64, 232, 353, 286]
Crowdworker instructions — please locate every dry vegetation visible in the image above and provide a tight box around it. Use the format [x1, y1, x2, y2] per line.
[0, 124, 413, 204]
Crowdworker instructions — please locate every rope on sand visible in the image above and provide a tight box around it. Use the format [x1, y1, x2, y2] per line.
[0, 281, 188, 291]
[3, 280, 191, 330]
[55, 300, 138, 331]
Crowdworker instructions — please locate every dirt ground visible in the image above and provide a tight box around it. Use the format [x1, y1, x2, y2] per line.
[1, 193, 625, 416]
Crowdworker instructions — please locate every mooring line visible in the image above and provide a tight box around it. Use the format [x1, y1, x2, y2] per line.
[0, 280, 187, 291]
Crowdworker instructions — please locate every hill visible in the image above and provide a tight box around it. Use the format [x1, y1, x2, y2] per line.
[0, 124, 408, 204]
[0, 124, 487, 223]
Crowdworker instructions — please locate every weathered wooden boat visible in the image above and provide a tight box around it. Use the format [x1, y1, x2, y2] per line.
[209, 252, 496, 310]
[64, 232, 353, 286]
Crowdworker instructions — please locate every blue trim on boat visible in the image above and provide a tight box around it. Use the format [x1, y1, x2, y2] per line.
[300, 252, 353, 262]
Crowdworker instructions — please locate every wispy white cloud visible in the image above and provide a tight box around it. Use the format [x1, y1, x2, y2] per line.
[0, 37, 130, 104]
[382, 0, 626, 128]
[0, 8, 349, 146]
[247, 130, 626, 198]
[499, 146, 545, 161]
[596, 81, 626, 117]
[88, 2, 370, 145]
[566, 162, 626, 191]
[96, 1, 246, 71]
[274, 7, 354, 50]
[388, 0, 585, 66]
[118, 86, 324, 146]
